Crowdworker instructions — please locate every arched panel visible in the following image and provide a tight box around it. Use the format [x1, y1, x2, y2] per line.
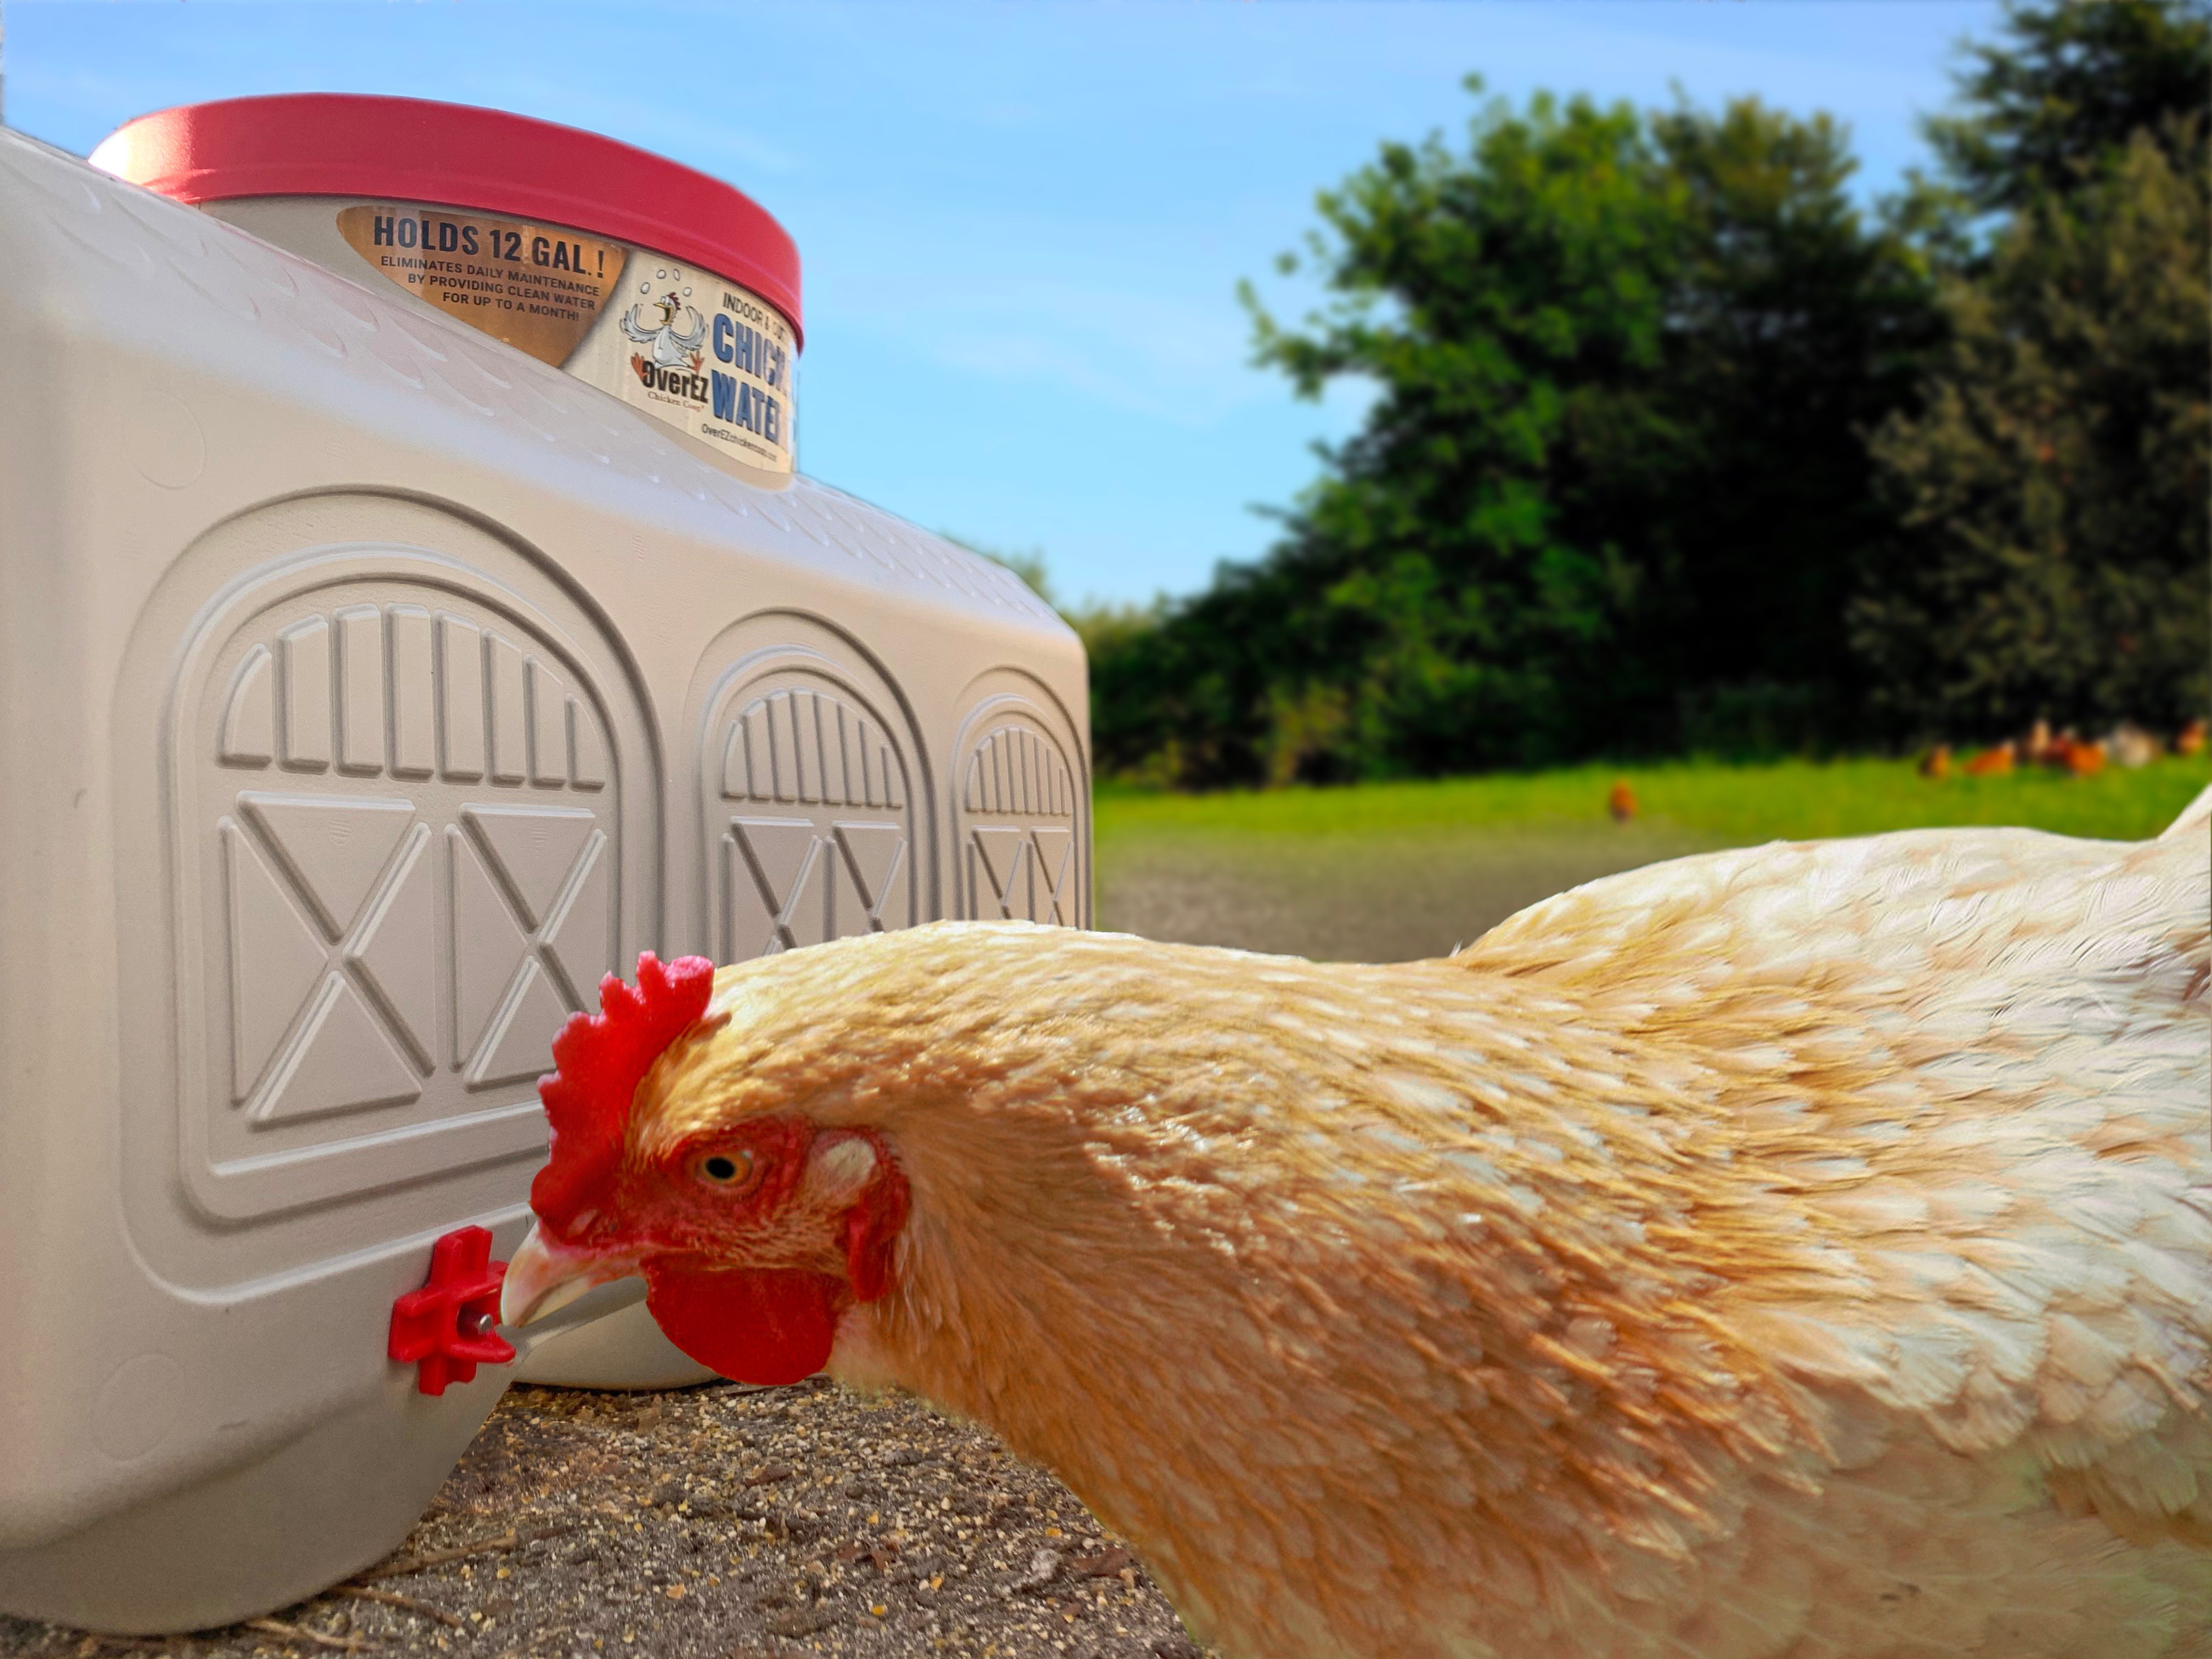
[693, 624, 929, 964]
[145, 504, 661, 1244]
[205, 598, 618, 1127]
[951, 677, 1090, 929]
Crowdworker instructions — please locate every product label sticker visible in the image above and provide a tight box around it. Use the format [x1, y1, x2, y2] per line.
[337, 204, 628, 366]
[604, 262, 797, 474]
[337, 204, 795, 475]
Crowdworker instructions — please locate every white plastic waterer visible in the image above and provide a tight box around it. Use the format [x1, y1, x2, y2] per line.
[0, 93, 1089, 1633]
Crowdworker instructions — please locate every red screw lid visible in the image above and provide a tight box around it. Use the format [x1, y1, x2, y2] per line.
[90, 92, 802, 347]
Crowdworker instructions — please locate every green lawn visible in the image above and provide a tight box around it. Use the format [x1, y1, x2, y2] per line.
[1098, 753, 2212, 850]
[1093, 755, 2209, 961]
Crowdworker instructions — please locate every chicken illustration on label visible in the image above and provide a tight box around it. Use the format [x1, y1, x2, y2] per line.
[610, 263, 793, 471]
[621, 277, 708, 370]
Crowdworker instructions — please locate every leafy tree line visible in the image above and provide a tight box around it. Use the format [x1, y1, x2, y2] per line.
[1062, 0, 2208, 787]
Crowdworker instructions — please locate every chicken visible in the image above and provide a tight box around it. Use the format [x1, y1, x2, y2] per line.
[504, 790, 2212, 1659]
[1962, 740, 2017, 776]
[2056, 736, 2111, 778]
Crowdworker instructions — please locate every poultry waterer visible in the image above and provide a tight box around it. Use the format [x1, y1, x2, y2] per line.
[0, 93, 1090, 1633]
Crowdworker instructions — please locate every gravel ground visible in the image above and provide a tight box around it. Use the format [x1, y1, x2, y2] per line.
[2, 1380, 1212, 1659]
[1097, 823, 1714, 963]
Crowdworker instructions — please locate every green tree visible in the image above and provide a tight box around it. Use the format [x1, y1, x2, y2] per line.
[1093, 85, 1935, 784]
[1852, 129, 2210, 736]
[1643, 101, 1940, 730]
[1852, 0, 2210, 738]
[1926, 0, 2211, 212]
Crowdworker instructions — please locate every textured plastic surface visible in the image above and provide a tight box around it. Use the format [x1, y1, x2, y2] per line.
[88, 92, 802, 343]
[0, 124, 1088, 1632]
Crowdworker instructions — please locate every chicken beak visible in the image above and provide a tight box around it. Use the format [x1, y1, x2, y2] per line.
[500, 1222, 631, 1328]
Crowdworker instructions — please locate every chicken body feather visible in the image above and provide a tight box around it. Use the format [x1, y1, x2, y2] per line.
[543, 798, 2212, 1658]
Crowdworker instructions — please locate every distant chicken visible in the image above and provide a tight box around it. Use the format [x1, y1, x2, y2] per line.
[506, 792, 2212, 1659]
[1962, 740, 2016, 776]
[2112, 725, 2162, 771]
[2057, 735, 2111, 777]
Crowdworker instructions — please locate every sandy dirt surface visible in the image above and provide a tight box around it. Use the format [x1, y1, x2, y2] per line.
[4, 827, 1695, 1659]
[1097, 822, 1717, 962]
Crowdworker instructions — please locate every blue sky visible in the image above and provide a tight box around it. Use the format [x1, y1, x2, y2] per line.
[6, 1, 2004, 605]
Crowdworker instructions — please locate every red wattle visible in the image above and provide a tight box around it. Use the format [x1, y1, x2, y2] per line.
[643, 1262, 841, 1386]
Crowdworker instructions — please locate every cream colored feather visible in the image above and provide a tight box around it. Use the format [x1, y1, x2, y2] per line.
[637, 791, 2212, 1658]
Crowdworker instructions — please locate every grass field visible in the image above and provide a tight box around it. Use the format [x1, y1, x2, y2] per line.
[1094, 754, 2211, 962]
[1098, 753, 2212, 846]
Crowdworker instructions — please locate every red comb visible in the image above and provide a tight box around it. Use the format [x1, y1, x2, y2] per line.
[532, 952, 716, 1236]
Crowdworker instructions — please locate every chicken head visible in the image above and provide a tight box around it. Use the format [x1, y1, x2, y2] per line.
[501, 951, 909, 1385]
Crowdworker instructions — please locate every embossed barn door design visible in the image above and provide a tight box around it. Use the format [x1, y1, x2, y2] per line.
[710, 678, 919, 960]
[958, 718, 1082, 926]
[204, 594, 618, 1156]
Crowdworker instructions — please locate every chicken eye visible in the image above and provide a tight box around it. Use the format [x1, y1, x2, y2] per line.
[695, 1149, 757, 1191]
